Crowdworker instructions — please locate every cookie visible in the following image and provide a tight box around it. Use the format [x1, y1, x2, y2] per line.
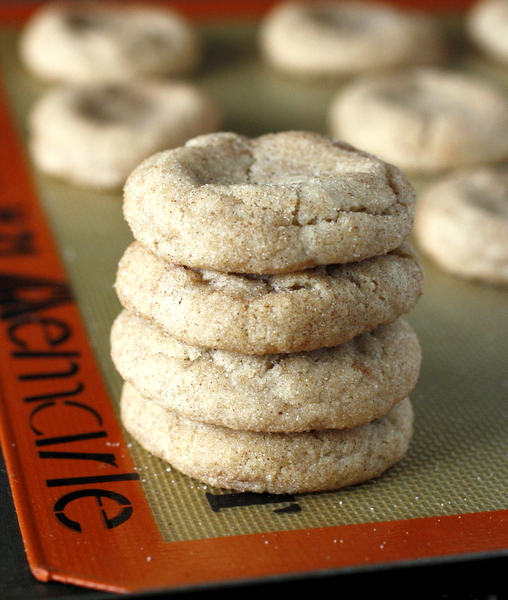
[28, 81, 220, 189]
[328, 67, 508, 173]
[120, 382, 413, 494]
[122, 131, 417, 274]
[259, 0, 444, 78]
[111, 310, 421, 432]
[19, 1, 200, 83]
[467, 0, 508, 65]
[114, 240, 424, 355]
[413, 166, 508, 285]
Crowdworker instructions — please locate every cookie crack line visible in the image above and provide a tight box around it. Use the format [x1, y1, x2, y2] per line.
[192, 181, 401, 220]
[205, 164, 409, 221]
[293, 186, 302, 226]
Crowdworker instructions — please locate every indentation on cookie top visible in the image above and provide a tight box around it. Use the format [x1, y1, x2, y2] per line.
[459, 169, 508, 218]
[181, 135, 252, 185]
[142, 30, 175, 52]
[307, 6, 372, 33]
[126, 31, 178, 71]
[76, 85, 149, 123]
[377, 81, 433, 112]
[65, 12, 102, 33]
[379, 73, 502, 116]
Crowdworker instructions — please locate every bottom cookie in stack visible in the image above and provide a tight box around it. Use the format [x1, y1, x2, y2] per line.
[111, 309, 421, 494]
[120, 382, 414, 495]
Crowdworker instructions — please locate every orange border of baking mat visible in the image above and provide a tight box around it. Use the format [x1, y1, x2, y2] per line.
[0, 0, 506, 595]
[0, 0, 482, 24]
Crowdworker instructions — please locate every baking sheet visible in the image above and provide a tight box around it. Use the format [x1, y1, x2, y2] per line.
[0, 1, 507, 596]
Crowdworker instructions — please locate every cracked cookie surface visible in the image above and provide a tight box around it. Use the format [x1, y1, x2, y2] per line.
[122, 130, 416, 273]
[111, 310, 421, 432]
[121, 382, 413, 494]
[115, 240, 424, 354]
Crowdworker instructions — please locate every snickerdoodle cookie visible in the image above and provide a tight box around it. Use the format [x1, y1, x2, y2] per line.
[114, 240, 424, 355]
[122, 131, 417, 274]
[413, 166, 508, 285]
[28, 81, 220, 189]
[467, 0, 508, 65]
[259, 0, 444, 78]
[329, 67, 508, 173]
[111, 310, 421, 432]
[121, 382, 414, 494]
[19, 1, 200, 83]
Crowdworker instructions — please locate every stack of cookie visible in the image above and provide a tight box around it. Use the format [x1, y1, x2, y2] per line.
[111, 130, 424, 495]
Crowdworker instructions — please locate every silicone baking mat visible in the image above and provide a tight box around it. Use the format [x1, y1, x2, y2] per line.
[0, 0, 506, 595]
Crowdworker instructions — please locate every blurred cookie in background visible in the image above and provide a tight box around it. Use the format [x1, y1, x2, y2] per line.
[28, 80, 220, 189]
[259, 0, 445, 78]
[329, 67, 508, 173]
[19, 1, 201, 84]
[413, 165, 508, 286]
[467, 0, 508, 66]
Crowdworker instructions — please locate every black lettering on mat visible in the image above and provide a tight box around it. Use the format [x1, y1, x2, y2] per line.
[206, 491, 302, 513]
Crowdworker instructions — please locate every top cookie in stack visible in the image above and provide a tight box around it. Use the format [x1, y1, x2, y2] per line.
[122, 131, 416, 274]
[112, 130, 424, 495]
